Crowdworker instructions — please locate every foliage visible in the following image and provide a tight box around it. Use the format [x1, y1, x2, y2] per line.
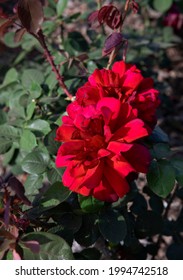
[0, 0, 183, 260]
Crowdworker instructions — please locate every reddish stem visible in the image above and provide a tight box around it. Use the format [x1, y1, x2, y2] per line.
[36, 30, 73, 100]
[121, 0, 131, 28]
[107, 0, 131, 68]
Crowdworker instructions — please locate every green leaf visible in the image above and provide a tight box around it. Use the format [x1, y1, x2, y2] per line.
[87, 61, 97, 73]
[44, 126, 60, 155]
[47, 226, 73, 247]
[98, 209, 127, 243]
[8, 90, 26, 119]
[3, 144, 16, 166]
[21, 34, 38, 51]
[163, 27, 173, 42]
[14, 50, 27, 65]
[4, 32, 21, 48]
[29, 82, 42, 99]
[41, 182, 71, 208]
[78, 195, 104, 213]
[0, 125, 19, 154]
[26, 100, 36, 120]
[45, 71, 58, 90]
[47, 166, 63, 184]
[0, 110, 7, 125]
[171, 158, 183, 186]
[24, 174, 43, 195]
[21, 232, 74, 260]
[153, 0, 173, 13]
[19, 94, 30, 107]
[74, 214, 99, 246]
[57, 0, 68, 16]
[149, 126, 169, 143]
[67, 31, 89, 52]
[152, 143, 170, 160]
[5, 251, 13, 260]
[54, 212, 82, 234]
[44, 6, 55, 17]
[42, 21, 57, 36]
[2, 68, 18, 86]
[112, 183, 138, 208]
[21, 69, 44, 88]
[26, 119, 51, 135]
[20, 130, 37, 151]
[22, 151, 50, 175]
[147, 159, 176, 198]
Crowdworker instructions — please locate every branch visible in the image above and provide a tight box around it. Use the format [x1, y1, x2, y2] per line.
[121, 0, 131, 28]
[106, 48, 116, 69]
[36, 30, 73, 100]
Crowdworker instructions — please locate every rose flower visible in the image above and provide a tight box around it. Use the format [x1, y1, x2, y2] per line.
[76, 60, 160, 129]
[56, 97, 151, 202]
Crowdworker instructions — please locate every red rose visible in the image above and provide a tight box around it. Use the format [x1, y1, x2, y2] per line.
[76, 60, 160, 129]
[56, 97, 151, 202]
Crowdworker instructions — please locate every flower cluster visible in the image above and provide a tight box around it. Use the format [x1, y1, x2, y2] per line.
[55, 61, 160, 202]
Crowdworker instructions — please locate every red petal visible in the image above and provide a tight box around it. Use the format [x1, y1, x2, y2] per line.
[123, 70, 144, 94]
[81, 161, 104, 189]
[106, 154, 135, 177]
[107, 141, 133, 154]
[67, 101, 82, 119]
[89, 69, 120, 88]
[92, 177, 118, 202]
[57, 140, 84, 156]
[56, 153, 75, 167]
[98, 148, 111, 158]
[112, 119, 150, 143]
[114, 102, 136, 129]
[56, 124, 76, 142]
[76, 85, 100, 105]
[112, 60, 128, 77]
[73, 114, 90, 131]
[62, 115, 73, 125]
[104, 161, 130, 197]
[62, 162, 86, 190]
[137, 77, 154, 91]
[97, 97, 121, 124]
[123, 143, 151, 173]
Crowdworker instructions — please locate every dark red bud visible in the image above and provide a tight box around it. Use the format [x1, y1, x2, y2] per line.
[102, 32, 124, 56]
[17, 0, 44, 34]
